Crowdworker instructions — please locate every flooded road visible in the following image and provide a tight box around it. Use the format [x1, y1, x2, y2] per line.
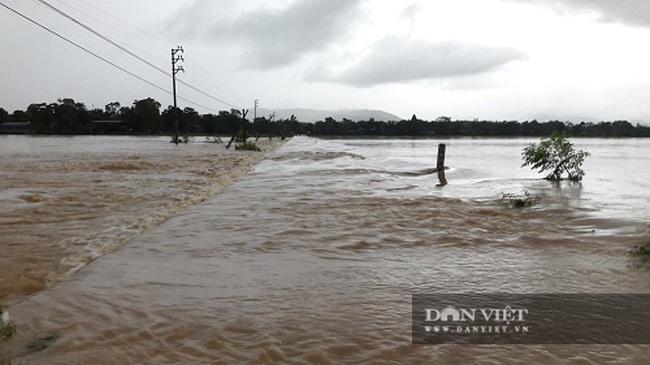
[6, 137, 650, 364]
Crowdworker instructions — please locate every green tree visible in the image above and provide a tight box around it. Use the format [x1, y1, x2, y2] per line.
[522, 133, 590, 181]
[53, 98, 87, 134]
[131, 98, 162, 134]
[105, 102, 122, 120]
[0, 107, 8, 124]
[26, 103, 56, 134]
[12, 110, 26, 124]
[161, 105, 179, 134]
[201, 113, 219, 134]
[182, 107, 201, 133]
[611, 120, 634, 137]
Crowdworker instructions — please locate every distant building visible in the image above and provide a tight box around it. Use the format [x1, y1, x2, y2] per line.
[0, 122, 30, 134]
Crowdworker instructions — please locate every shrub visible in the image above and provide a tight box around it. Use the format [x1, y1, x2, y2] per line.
[169, 135, 193, 144]
[632, 241, 650, 257]
[235, 141, 261, 152]
[0, 323, 15, 344]
[0, 308, 15, 345]
[501, 191, 538, 208]
[522, 133, 590, 181]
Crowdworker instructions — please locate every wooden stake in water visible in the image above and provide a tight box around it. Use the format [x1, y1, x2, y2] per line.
[436, 144, 447, 186]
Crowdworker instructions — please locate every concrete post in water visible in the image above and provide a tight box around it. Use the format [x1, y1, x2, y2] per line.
[171, 46, 184, 145]
[436, 144, 447, 186]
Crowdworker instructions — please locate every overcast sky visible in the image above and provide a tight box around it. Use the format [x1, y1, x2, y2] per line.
[2, 0, 650, 121]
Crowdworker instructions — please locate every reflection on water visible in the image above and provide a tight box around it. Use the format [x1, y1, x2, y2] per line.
[8, 137, 650, 364]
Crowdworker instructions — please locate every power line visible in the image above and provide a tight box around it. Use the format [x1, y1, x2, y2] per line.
[50, 0, 239, 110]
[53, 0, 177, 77]
[61, 0, 158, 43]
[0, 1, 221, 114]
[177, 94, 223, 114]
[58, 0, 231, 104]
[33, 0, 241, 109]
[1, 1, 168, 94]
[180, 78, 240, 109]
[34, 0, 169, 76]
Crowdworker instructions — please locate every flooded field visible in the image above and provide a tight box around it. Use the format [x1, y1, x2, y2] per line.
[2, 136, 650, 364]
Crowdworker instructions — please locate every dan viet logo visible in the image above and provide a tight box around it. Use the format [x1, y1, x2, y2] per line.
[424, 305, 529, 334]
[414, 294, 650, 344]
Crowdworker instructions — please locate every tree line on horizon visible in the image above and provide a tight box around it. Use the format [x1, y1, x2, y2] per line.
[1, 97, 649, 138]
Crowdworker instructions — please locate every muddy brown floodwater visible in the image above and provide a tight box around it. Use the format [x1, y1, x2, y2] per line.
[2, 136, 650, 364]
[0, 136, 283, 302]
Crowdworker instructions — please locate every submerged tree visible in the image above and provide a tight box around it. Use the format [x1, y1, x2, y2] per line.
[522, 133, 590, 181]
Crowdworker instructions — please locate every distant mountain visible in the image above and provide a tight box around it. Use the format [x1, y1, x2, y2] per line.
[530, 113, 601, 123]
[256, 108, 402, 123]
[530, 114, 648, 125]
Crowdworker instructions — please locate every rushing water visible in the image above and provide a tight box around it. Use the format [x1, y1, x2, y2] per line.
[0, 136, 274, 301]
[8, 137, 650, 364]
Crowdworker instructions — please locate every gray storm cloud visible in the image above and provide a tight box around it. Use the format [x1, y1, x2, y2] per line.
[171, 0, 363, 69]
[334, 38, 526, 87]
[506, 0, 650, 27]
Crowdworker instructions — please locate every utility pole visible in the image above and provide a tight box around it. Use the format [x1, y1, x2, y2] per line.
[171, 46, 184, 145]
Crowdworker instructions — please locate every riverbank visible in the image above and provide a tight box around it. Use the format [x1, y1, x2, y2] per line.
[0, 137, 284, 304]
